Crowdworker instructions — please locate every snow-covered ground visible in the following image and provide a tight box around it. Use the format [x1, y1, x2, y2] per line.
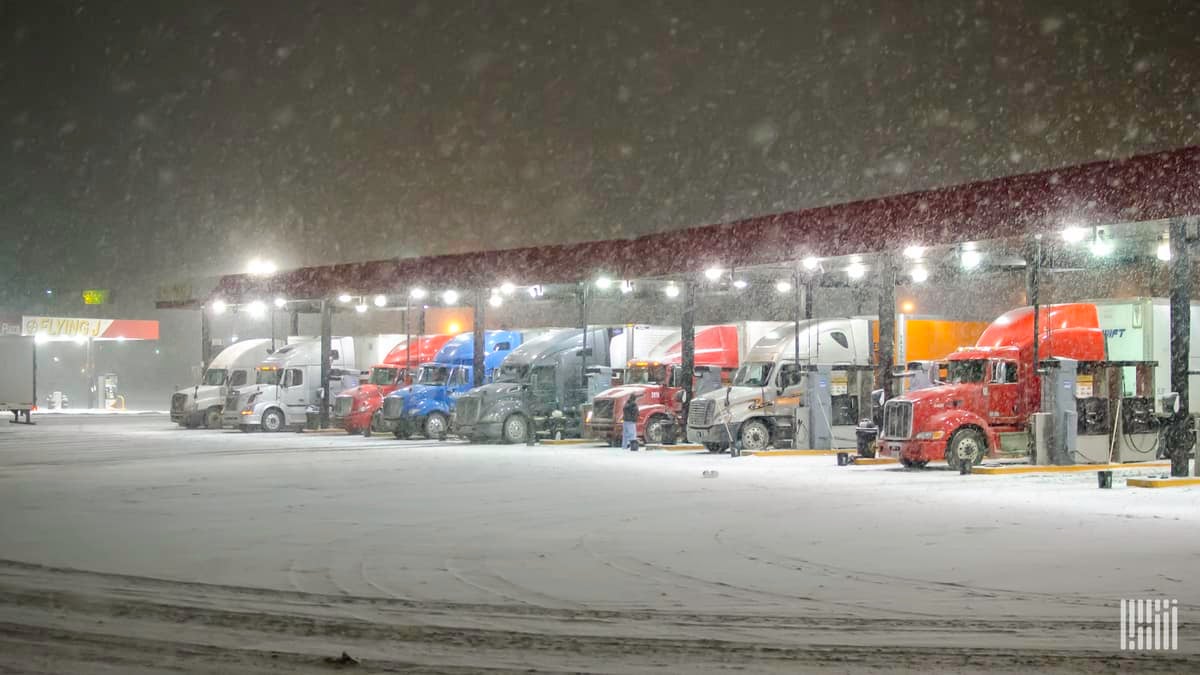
[0, 415, 1196, 672]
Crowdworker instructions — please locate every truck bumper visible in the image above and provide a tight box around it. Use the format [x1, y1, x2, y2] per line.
[687, 423, 738, 448]
[454, 420, 504, 442]
[880, 439, 944, 463]
[338, 410, 374, 433]
[590, 419, 620, 443]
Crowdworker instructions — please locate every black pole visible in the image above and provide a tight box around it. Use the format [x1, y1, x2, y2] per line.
[473, 288, 486, 387]
[200, 308, 213, 369]
[876, 255, 896, 400]
[804, 278, 815, 321]
[681, 280, 697, 416]
[289, 310, 300, 337]
[1168, 218, 1192, 477]
[404, 296, 412, 384]
[579, 283, 589, 392]
[793, 265, 801, 366]
[1027, 235, 1041, 374]
[319, 299, 332, 429]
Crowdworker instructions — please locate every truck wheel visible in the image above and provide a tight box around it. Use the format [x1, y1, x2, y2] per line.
[644, 415, 669, 444]
[705, 443, 724, 453]
[205, 408, 222, 430]
[502, 414, 529, 444]
[393, 425, 410, 440]
[946, 428, 986, 470]
[423, 412, 447, 438]
[261, 408, 284, 433]
[739, 419, 771, 452]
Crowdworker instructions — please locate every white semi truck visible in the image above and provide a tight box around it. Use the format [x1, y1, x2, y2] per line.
[1, 336, 36, 424]
[223, 337, 357, 431]
[170, 338, 275, 428]
[1093, 298, 1200, 413]
[686, 318, 875, 452]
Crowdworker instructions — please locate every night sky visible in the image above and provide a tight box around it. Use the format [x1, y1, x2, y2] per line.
[1, 0, 1198, 306]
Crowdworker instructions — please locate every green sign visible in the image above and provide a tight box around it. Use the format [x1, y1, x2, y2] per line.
[82, 289, 110, 305]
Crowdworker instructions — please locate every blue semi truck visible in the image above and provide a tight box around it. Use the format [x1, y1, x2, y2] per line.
[381, 330, 523, 438]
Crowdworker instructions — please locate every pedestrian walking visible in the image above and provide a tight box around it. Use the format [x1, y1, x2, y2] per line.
[622, 393, 640, 451]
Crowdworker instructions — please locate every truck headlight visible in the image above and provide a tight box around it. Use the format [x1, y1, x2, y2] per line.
[914, 430, 945, 441]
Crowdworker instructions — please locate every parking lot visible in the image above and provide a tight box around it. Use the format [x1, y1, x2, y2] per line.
[0, 414, 1195, 672]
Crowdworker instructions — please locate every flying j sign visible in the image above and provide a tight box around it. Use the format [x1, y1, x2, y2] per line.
[21, 316, 159, 341]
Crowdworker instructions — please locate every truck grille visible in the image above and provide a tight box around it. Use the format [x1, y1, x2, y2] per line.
[225, 393, 242, 412]
[592, 398, 614, 422]
[688, 399, 715, 427]
[171, 393, 188, 413]
[883, 400, 913, 439]
[455, 396, 480, 425]
[383, 396, 404, 419]
[334, 396, 353, 418]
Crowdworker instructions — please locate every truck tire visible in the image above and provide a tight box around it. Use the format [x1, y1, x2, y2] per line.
[393, 426, 410, 440]
[705, 443, 724, 453]
[424, 412, 449, 438]
[205, 408, 222, 430]
[739, 419, 771, 452]
[644, 415, 669, 444]
[502, 414, 529, 444]
[261, 408, 285, 433]
[946, 428, 986, 470]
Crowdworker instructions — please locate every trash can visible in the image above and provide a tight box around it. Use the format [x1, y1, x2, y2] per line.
[661, 418, 676, 445]
[855, 419, 878, 458]
[305, 405, 320, 431]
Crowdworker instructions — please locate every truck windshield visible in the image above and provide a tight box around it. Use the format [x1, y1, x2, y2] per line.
[416, 365, 449, 385]
[369, 367, 398, 386]
[495, 363, 528, 383]
[733, 362, 773, 387]
[947, 360, 986, 384]
[624, 364, 666, 385]
[256, 369, 281, 385]
[201, 369, 227, 386]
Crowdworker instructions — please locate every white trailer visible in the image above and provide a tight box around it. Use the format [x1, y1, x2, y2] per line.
[1093, 298, 1200, 413]
[0, 336, 36, 424]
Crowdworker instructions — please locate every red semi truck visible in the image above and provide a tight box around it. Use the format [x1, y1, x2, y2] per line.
[879, 303, 1106, 469]
[590, 325, 739, 445]
[334, 334, 451, 435]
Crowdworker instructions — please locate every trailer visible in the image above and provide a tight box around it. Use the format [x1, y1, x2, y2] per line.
[1, 336, 36, 424]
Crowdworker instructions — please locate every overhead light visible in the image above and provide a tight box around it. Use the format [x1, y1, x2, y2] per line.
[847, 262, 866, 280]
[247, 300, 267, 318]
[72, 335, 87, 345]
[488, 293, 503, 308]
[211, 299, 227, 315]
[528, 285, 544, 298]
[901, 301, 916, 314]
[774, 279, 792, 293]
[373, 294, 387, 308]
[499, 282, 516, 295]
[663, 283, 681, 299]
[409, 287, 428, 300]
[595, 276, 613, 290]
[273, 297, 287, 308]
[246, 257, 277, 276]
[1157, 238, 1172, 262]
[34, 334, 49, 344]
[1090, 234, 1114, 257]
[732, 278, 748, 290]
[355, 303, 368, 314]
[704, 266, 724, 281]
[448, 321, 462, 334]
[903, 245, 925, 260]
[802, 256, 820, 271]
[909, 266, 929, 283]
[960, 249, 983, 270]
[337, 293, 352, 303]
[230, 334, 239, 343]
[442, 289, 459, 305]
[1060, 225, 1087, 244]
[45, 288, 53, 296]
[619, 280, 634, 294]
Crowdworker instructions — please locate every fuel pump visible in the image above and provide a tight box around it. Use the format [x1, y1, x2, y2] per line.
[97, 373, 121, 410]
[789, 365, 874, 450]
[1034, 359, 1159, 464]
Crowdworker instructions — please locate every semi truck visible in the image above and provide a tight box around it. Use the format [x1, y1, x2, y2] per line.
[452, 328, 618, 443]
[170, 338, 274, 428]
[333, 334, 451, 435]
[589, 324, 742, 446]
[686, 318, 875, 452]
[223, 337, 357, 431]
[1092, 298, 1200, 411]
[1, 336, 36, 423]
[381, 330, 524, 439]
[879, 303, 1107, 469]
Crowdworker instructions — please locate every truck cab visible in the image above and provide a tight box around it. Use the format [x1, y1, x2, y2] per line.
[452, 328, 615, 443]
[590, 325, 739, 445]
[686, 318, 872, 452]
[223, 337, 356, 432]
[880, 303, 1106, 469]
[382, 330, 522, 438]
[333, 334, 451, 435]
[170, 338, 273, 429]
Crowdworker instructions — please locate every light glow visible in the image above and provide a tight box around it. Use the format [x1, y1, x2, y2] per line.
[704, 267, 724, 281]
[910, 266, 929, 283]
[373, 294, 387, 307]
[410, 287, 428, 300]
[802, 256, 820, 271]
[211, 299, 227, 315]
[499, 282, 516, 295]
[442, 289, 459, 305]
[774, 279, 792, 294]
[847, 262, 866, 280]
[663, 283, 680, 298]
[247, 300, 267, 318]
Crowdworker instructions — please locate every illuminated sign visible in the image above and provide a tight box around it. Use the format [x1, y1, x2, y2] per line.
[21, 316, 159, 341]
[82, 289, 110, 305]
